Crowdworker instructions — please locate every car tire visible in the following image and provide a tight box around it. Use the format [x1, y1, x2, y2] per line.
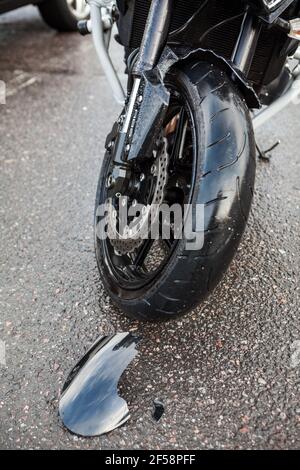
[38, 0, 89, 32]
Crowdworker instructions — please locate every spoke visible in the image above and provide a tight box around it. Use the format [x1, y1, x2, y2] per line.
[163, 238, 173, 251]
[160, 220, 175, 251]
[116, 252, 141, 281]
[133, 238, 155, 268]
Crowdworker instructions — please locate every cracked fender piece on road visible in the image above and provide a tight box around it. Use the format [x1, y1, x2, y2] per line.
[59, 332, 140, 436]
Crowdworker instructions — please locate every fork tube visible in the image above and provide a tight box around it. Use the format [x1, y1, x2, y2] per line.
[133, 0, 173, 75]
[232, 10, 262, 76]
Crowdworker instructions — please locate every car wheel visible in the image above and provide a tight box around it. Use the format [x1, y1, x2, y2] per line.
[38, 0, 90, 32]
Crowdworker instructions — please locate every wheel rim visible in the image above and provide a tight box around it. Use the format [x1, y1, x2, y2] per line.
[96, 88, 197, 292]
[66, 0, 90, 19]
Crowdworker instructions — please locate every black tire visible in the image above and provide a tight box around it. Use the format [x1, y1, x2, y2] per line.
[38, 0, 89, 32]
[95, 61, 256, 321]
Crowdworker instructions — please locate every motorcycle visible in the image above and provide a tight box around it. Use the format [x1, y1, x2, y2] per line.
[79, 0, 300, 320]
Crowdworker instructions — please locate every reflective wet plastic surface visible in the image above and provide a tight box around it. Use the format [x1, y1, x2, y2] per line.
[59, 333, 139, 437]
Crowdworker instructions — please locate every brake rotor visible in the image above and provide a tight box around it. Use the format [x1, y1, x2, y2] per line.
[106, 136, 169, 254]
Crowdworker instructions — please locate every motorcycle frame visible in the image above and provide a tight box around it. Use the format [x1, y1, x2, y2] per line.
[87, 0, 300, 134]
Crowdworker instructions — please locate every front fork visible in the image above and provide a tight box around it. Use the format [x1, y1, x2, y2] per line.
[87, 1, 262, 157]
[86, 0, 172, 102]
[87, 1, 261, 104]
[86, 0, 300, 127]
[116, 0, 173, 165]
[231, 9, 262, 75]
[86, 0, 262, 193]
[86, 1, 300, 165]
[84, 0, 172, 171]
[133, 0, 173, 75]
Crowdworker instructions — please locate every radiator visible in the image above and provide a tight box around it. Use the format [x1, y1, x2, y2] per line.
[124, 0, 298, 89]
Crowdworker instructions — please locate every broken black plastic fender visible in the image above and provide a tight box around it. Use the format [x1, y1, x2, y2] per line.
[59, 332, 140, 437]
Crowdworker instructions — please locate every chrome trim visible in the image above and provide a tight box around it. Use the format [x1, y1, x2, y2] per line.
[122, 78, 141, 133]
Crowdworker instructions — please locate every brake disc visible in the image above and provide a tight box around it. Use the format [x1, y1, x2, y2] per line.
[106, 136, 169, 255]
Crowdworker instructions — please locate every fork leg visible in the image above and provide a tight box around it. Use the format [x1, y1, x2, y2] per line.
[133, 0, 173, 75]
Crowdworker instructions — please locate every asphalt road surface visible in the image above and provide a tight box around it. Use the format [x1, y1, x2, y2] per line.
[0, 6, 299, 450]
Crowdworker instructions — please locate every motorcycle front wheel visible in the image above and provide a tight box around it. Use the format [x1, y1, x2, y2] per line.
[95, 61, 256, 321]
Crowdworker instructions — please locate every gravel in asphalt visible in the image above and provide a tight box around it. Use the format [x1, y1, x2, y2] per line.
[0, 6, 299, 450]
